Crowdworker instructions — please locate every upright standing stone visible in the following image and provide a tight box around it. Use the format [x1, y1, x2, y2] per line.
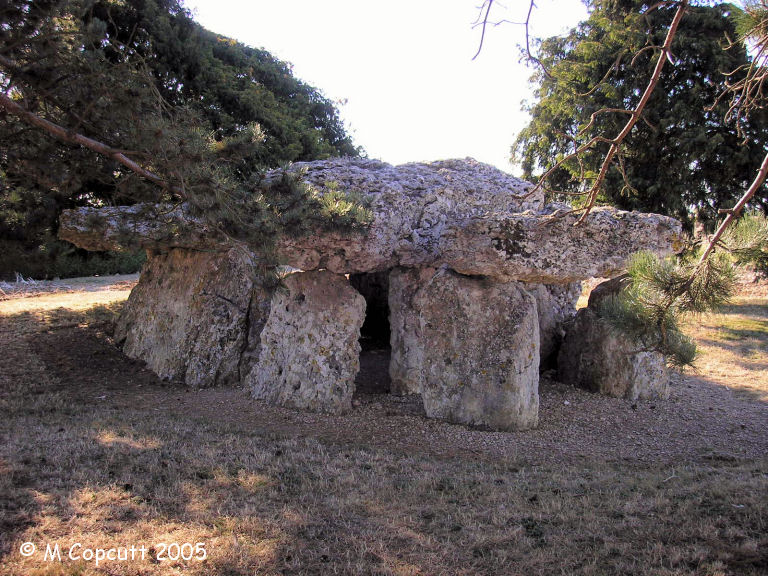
[388, 267, 436, 395]
[245, 271, 366, 413]
[558, 277, 670, 400]
[390, 268, 540, 430]
[114, 247, 265, 387]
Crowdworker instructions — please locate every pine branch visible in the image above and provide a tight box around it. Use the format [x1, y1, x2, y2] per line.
[575, 0, 689, 225]
[0, 91, 184, 198]
[698, 150, 768, 266]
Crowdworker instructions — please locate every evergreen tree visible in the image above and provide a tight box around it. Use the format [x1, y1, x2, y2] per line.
[0, 0, 361, 278]
[513, 1, 768, 231]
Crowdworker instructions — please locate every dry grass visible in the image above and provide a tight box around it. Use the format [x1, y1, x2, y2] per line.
[0, 279, 766, 575]
[684, 297, 768, 403]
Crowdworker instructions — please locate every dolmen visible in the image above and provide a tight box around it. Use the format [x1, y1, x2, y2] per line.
[59, 158, 681, 430]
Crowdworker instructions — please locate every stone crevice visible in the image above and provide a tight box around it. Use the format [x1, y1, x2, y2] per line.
[236, 289, 256, 382]
[202, 290, 248, 314]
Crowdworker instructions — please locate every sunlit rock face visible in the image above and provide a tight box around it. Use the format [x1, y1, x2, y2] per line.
[271, 157, 545, 274]
[60, 157, 681, 429]
[60, 159, 680, 281]
[557, 308, 670, 400]
[388, 267, 434, 397]
[389, 268, 540, 431]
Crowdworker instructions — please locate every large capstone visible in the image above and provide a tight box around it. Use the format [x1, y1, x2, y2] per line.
[245, 271, 366, 413]
[60, 159, 682, 282]
[271, 158, 546, 274]
[114, 247, 271, 387]
[389, 268, 540, 430]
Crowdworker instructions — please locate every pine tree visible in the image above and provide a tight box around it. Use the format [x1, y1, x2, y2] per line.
[513, 1, 768, 231]
[0, 0, 362, 278]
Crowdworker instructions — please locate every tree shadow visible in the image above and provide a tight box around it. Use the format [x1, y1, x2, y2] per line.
[1, 313, 449, 574]
[2, 298, 768, 574]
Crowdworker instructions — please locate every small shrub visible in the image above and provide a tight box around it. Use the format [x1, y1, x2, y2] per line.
[598, 251, 734, 367]
[0, 237, 145, 280]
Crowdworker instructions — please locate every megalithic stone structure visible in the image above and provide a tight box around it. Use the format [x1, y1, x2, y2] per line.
[59, 158, 682, 430]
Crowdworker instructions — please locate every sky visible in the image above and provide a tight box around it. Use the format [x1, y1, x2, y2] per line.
[183, 0, 588, 173]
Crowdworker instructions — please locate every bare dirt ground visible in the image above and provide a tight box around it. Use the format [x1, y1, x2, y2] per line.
[1, 273, 766, 575]
[0, 273, 140, 300]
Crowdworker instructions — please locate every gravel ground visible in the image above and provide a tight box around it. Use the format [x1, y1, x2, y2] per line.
[176, 369, 768, 466]
[25, 322, 768, 470]
[7, 272, 768, 468]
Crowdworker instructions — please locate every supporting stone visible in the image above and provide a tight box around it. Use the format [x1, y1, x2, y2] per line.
[525, 282, 581, 364]
[245, 271, 366, 413]
[557, 278, 670, 400]
[390, 268, 540, 430]
[114, 247, 269, 387]
[388, 267, 435, 395]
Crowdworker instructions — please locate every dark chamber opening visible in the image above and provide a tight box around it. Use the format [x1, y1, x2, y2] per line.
[350, 271, 391, 394]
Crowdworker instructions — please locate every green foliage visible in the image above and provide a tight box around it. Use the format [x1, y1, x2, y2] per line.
[598, 250, 735, 367]
[513, 1, 768, 230]
[308, 181, 374, 232]
[80, 0, 359, 164]
[0, 0, 362, 277]
[597, 211, 768, 367]
[722, 1, 768, 134]
[630, 250, 735, 314]
[599, 292, 698, 367]
[733, 1, 768, 52]
[0, 238, 146, 281]
[721, 211, 768, 273]
[255, 171, 373, 239]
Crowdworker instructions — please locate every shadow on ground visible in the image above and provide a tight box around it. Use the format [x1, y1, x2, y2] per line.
[1, 297, 767, 575]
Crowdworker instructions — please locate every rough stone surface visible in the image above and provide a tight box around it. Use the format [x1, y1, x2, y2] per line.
[59, 159, 681, 281]
[587, 274, 631, 308]
[115, 248, 269, 387]
[391, 275, 578, 393]
[558, 309, 670, 401]
[245, 271, 366, 413]
[272, 158, 544, 274]
[388, 267, 436, 396]
[59, 203, 229, 253]
[390, 268, 540, 430]
[441, 204, 682, 282]
[525, 282, 581, 363]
